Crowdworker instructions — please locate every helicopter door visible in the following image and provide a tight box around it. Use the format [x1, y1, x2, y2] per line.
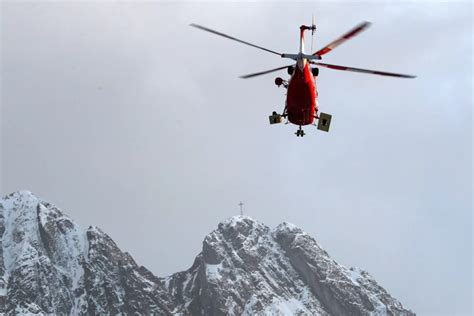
[317, 113, 332, 132]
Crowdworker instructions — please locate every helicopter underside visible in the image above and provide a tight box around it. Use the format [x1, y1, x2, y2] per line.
[286, 63, 317, 126]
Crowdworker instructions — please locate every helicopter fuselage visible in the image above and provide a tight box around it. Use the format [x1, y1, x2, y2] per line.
[286, 59, 318, 126]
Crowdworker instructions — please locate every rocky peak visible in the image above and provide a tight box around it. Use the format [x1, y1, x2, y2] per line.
[217, 215, 267, 234]
[203, 215, 269, 265]
[0, 192, 414, 315]
[168, 216, 414, 315]
[0, 191, 173, 314]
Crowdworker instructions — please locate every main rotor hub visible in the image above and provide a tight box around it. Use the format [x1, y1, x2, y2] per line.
[281, 53, 321, 61]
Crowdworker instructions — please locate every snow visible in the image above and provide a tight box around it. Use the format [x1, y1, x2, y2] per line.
[225, 297, 239, 315]
[133, 270, 156, 291]
[205, 262, 223, 280]
[278, 222, 297, 231]
[346, 267, 362, 286]
[181, 272, 192, 291]
[242, 295, 259, 314]
[0, 193, 413, 315]
[221, 215, 258, 229]
[164, 276, 171, 289]
[1, 191, 40, 289]
[38, 202, 87, 291]
[244, 296, 310, 315]
[0, 191, 93, 314]
[201, 215, 328, 315]
[368, 293, 388, 316]
[259, 264, 281, 290]
[273, 222, 303, 235]
[266, 297, 310, 315]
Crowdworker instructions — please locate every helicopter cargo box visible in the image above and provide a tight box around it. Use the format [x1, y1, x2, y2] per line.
[317, 113, 332, 132]
[269, 113, 283, 124]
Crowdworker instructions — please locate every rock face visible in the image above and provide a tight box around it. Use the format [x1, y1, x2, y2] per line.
[0, 191, 173, 314]
[0, 191, 414, 315]
[166, 217, 413, 316]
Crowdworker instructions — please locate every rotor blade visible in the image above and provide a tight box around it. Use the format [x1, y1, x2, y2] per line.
[190, 23, 281, 56]
[313, 21, 371, 56]
[312, 62, 416, 78]
[240, 65, 292, 79]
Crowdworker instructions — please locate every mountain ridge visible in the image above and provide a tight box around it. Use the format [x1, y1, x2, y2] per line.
[0, 191, 414, 315]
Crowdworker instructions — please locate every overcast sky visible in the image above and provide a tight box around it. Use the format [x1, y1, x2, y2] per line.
[1, 1, 472, 315]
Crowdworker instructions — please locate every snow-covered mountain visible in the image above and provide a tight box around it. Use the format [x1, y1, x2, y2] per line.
[0, 191, 173, 314]
[0, 191, 414, 315]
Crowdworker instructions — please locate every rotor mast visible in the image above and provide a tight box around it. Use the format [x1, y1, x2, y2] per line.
[299, 23, 316, 54]
[281, 24, 320, 61]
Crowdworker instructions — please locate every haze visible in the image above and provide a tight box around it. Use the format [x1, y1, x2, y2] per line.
[1, 1, 472, 315]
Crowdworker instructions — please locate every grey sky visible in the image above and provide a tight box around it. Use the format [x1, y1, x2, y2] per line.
[1, 1, 472, 315]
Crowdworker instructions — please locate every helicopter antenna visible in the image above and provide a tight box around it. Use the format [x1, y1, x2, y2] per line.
[238, 201, 244, 216]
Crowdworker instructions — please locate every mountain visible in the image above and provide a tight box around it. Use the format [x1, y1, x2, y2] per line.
[0, 191, 414, 315]
[0, 191, 173, 314]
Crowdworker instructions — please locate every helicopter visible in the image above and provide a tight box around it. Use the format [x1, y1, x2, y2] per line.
[190, 20, 415, 137]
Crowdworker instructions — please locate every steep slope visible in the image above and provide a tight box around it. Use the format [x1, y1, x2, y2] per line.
[0, 191, 173, 314]
[166, 216, 414, 315]
[0, 191, 414, 315]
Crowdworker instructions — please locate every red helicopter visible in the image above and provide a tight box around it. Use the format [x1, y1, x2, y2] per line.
[191, 21, 415, 137]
